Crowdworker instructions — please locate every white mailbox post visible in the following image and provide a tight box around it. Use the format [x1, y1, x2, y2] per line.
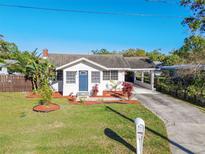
[134, 118, 145, 154]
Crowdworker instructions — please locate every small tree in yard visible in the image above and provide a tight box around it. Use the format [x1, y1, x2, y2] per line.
[38, 84, 52, 105]
[32, 59, 59, 112]
[122, 82, 133, 99]
[37, 59, 55, 105]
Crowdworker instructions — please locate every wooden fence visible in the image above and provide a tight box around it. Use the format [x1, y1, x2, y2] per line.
[0, 75, 32, 92]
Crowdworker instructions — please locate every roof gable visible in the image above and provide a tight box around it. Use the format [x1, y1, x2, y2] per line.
[56, 57, 108, 70]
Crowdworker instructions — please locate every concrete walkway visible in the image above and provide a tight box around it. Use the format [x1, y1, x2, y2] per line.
[133, 87, 205, 154]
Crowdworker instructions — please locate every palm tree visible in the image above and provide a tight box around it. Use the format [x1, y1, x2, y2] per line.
[10, 49, 41, 90]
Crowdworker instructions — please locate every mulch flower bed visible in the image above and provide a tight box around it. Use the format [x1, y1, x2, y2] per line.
[33, 103, 60, 112]
[90, 91, 127, 99]
[27, 91, 127, 99]
[103, 91, 126, 97]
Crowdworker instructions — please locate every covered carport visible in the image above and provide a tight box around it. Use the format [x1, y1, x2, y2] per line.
[133, 69, 156, 90]
[124, 57, 156, 91]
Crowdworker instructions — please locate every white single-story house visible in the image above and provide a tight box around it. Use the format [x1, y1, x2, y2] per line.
[44, 50, 156, 96]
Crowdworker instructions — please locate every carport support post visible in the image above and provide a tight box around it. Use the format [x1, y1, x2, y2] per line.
[134, 71, 137, 83]
[150, 70, 154, 90]
[141, 71, 144, 83]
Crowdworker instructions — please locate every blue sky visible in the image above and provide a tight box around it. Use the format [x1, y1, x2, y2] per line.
[0, 0, 190, 54]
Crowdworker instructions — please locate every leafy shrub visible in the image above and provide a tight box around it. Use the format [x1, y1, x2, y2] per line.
[122, 82, 133, 99]
[38, 84, 52, 104]
[92, 84, 99, 96]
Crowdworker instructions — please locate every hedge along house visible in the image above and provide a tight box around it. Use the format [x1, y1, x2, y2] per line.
[43, 50, 156, 96]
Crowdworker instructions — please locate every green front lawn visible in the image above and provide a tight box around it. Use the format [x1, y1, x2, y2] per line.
[0, 93, 170, 154]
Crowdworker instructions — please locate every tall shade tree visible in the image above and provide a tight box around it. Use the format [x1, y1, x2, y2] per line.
[163, 54, 184, 66]
[181, 0, 205, 33]
[91, 48, 113, 54]
[173, 35, 205, 64]
[0, 36, 19, 60]
[122, 48, 146, 57]
[180, 35, 205, 53]
[146, 50, 166, 61]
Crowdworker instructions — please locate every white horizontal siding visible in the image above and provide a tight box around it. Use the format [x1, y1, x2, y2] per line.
[58, 61, 125, 96]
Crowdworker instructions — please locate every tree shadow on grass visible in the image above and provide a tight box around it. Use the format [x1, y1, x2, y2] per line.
[105, 106, 194, 154]
[104, 128, 136, 153]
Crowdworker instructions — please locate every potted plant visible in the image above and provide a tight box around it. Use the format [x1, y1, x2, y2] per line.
[92, 84, 99, 96]
[68, 92, 76, 102]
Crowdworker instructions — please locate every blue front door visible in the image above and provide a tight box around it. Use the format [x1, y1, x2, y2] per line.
[79, 71, 88, 91]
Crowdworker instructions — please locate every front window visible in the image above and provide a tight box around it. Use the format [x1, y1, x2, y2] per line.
[66, 71, 76, 83]
[103, 71, 110, 80]
[111, 71, 118, 80]
[103, 71, 118, 80]
[91, 71, 100, 83]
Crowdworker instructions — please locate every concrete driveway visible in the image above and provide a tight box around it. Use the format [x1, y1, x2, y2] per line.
[133, 87, 205, 154]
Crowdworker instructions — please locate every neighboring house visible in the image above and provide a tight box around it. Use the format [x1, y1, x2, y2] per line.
[0, 63, 8, 74]
[160, 64, 205, 70]
[44, 50, 156, 96]
[153, 61, 163, 76]
[154, 64, 205, 78]
[0, 60, 17, 75]
[153, 61, 163, 68]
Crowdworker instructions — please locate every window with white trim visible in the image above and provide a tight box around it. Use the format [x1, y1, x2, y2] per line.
[66, 71, 76, 83]
[91, 71, 100, 83]
[111, 71, 118, 80]
[103, 71, 110, 80]
[103, 71, 118, 80]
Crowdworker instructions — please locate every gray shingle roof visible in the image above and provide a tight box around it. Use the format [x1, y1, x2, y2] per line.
[124, 57, 155, 68]
[48, 54, 155, 69]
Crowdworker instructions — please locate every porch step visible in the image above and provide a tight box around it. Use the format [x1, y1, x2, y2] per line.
[76, 92, 89, 101]
[77, 91, 89, 97]
[76, 96, 88, 102]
